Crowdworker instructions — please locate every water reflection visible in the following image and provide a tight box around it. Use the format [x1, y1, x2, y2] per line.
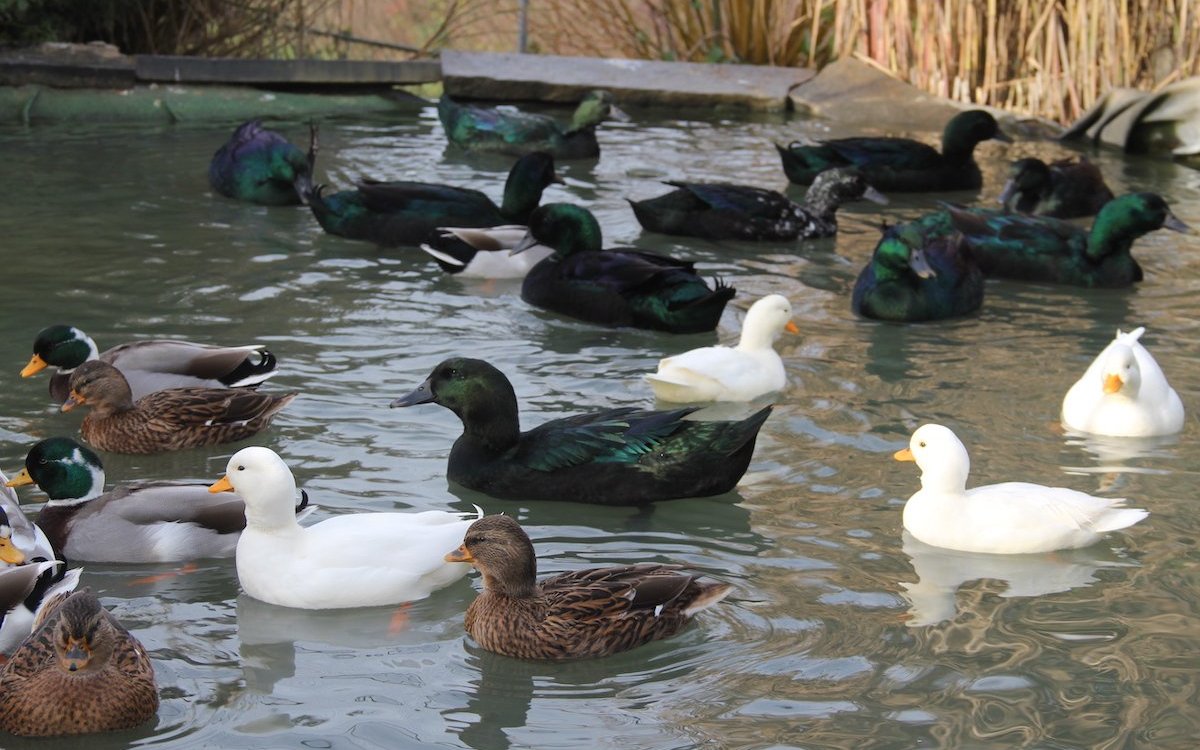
[899, 532, 1136, 626]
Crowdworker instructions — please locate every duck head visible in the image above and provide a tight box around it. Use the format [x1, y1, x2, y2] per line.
[22, 325, 99, 378]
[871, 224, 937, 281]
[0, 509, 26, 565]
[6, 437, 105, 506]
[390, 358, 519, 436]
[445, 514, 537, 597]
[737, 295, 798, 351]
[998, 157, 1052, 210]
[210, 447, 300, 530]
[499, 151, 564, 220]
[895, 424, 972, 494]
[568, 90, 629, 131]
[941, 110, 1010, 160]
[61, 360, 134, 415]
[1090, 192, 1190, 242]
[805, 167, 887, 217]
[512, 203, 603, 257]
[1099, 342, 1141, 397]
[50, 591, 118, 673]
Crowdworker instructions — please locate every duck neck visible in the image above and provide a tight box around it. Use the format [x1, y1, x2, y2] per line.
[1086, 207, 1145, 261]
[500, 171, 547, 223]
[244, 480, 303, 532]
[455, 383, 522, 454]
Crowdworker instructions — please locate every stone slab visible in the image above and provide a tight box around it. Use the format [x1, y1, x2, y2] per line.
[441, 50, 813, 112]
[135, 56, 441, 86]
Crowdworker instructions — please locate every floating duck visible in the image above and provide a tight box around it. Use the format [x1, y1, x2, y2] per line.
[628, 167, 886, 241]
[210, 447, 479, 609]
[1061, 327, 1185, 436]
[391, 357, 771, 504]
[308, 151, 561, 247]
[5, 437, 315, 562]
[776, 110, 1009, 191]
[515, 203, 735, 333]
[208, 119, 314, 206]
[645, 294, 798, 403]
[445, 514, 732, 660]
[420, 225, 554, 279]
[438, 90, 627, 159]
[998, 157, 1114, 218]
[851, 219, 984, 322]
[62, 360, 296, 454]
[0, 590, 158, 736]
[895, 423, 1148, 553]
[21, 324, 278, 404]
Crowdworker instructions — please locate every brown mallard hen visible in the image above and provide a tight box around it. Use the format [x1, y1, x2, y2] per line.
[0, 590, 158, 736]
[63, 360, 296, 454]
[445, 515, 732, 660]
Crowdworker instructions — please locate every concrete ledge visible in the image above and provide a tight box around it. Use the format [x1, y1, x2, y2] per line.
[135, 56, 441, 86]
[441, 50, 813, 112]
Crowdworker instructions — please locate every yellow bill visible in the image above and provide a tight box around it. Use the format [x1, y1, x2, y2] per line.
[4, 468, 33, 488]
[444, 544, 474, 564]
[20, 354, 47, 378]
[208, 476, 234, 494]
[894, 448, 915, 462]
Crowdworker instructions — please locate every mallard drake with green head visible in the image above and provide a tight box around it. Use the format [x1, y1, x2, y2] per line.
[390, 357, 771, 505]
[515, 203, 735, 334]
[999, 157, 1115, 218]
[629, 167, 886, 241]
[851, 219, 985, 322]
[208, 119, 315, 206]
[438, 90, 627, 159]
[5, 437, 314, 563]
[62, 361, 296, 454]
[776, 110, 1009, 191]
[0, 590, 158, 736]
[21, 324, 278, 405]
[308, 151, 562, 247]
[444, 515, 732, 660]
[938, 192, 1190, 287]
[210, 447, 480, 609]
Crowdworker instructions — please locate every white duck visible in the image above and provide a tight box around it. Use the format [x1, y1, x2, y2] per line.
[895, 424, 1148, 554]
[210, 447, 480, 610]
[420, 226, 554, 279]
[643, 294, 799, 403]
[1061, 326, 1185, 437]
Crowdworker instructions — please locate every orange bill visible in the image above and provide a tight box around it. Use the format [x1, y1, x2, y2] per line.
[208, 475, 234, 493]
[0, 538, 25, 565]
[1103, 374, 1123, 394]
[60, 391, 86, 412]
[785, 321, 800, 334]
[444, 544, 474, 564]
[3, 468, 33, 488]
[20, 354, 48, 378]
[894, 448, 915, 462]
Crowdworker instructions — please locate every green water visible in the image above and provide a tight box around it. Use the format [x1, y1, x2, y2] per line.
[1, 103, 1199, 749]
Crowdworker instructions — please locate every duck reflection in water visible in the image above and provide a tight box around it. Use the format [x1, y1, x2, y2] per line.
[899, 532, 1137, 626]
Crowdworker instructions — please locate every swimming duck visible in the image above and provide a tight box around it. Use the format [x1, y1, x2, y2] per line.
[939, 192, 1190, 287]
[444, 514, 732, 660]
[1061, 327, 1185, 437]
[390, 357, 771, 504]
[644, 294, 799, 403]
[208, 119, 315, 206]
[308, 151, 562, 247]
[62, 360, 296, 455]
[0, 471, 53, 566]
[895, 424, 1148, 554]
[629, 167, 886, 241]
[438, 90, 627, 159]
[776, 109, 1009, 191]
[0, 590, 158, 736]
[209, 447, 479, 609]
[420, 225, 555, 279]
[851, 219, 984, 322]
[515, 203, 735, 334]
[5, 437, 314, 563]
[22, 324, 279, 404]
[998, 157, 1115, 218]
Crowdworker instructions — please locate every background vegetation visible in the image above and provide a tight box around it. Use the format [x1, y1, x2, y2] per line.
[2, 0, 1197, 124]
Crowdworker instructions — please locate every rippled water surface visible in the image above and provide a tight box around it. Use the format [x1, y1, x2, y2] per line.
[2, 98, 1200, 749]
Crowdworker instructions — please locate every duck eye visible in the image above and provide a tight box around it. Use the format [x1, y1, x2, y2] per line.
[236, 465, 245, 471]
[447, 368, 458, 378]
[918, 441, 926, 448]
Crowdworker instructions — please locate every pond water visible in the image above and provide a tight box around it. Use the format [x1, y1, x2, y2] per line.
[1, 97, 1199, 749]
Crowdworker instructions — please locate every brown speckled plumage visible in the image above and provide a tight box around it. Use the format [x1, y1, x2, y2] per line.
[0, 590, 158, 737]
[448, 515, 732, 661]
[65, 360, 296, 454]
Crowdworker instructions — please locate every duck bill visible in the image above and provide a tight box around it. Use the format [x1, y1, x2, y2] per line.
[20, 354, 47, 377]
[60, 391, 86, 412]
[63, 639, 91, 672]
[997, 179, 1018, 207]
[389, 378, 435, 408]
[909, 249, 937, 279]
[509, 230, 540, 256]
[1163, 211, 1191, 233]
[785, 321, 800, 334]
[4, 468, 33, 489]
[607, 104, 631, 123]
[992, 129, 1013, 143]
[444, 544, 475, 564]
[0, 538, 25, 565]
[862, 186, 888, 205]
[1103, 374, 1124, 394]
[209, 475, 235, 494]
[894, 448, 915, 462]
[551, 171, 565, 185]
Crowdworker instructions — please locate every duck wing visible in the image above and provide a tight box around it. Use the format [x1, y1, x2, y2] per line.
[99, 484, 248, 534]
[824, 137, 943, 170]
[140, 388, 295, 428]
[669, 182, 794, 219]
[355, 180, 497, 214]
[515, 407, 698, 471]
[540, 563, 694, 615]
[438, 97, 560, 144]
